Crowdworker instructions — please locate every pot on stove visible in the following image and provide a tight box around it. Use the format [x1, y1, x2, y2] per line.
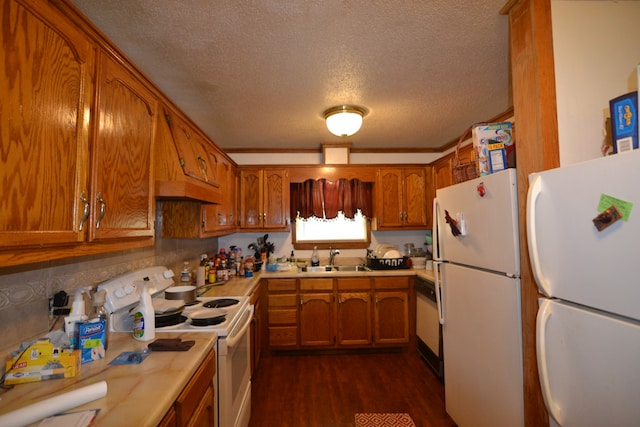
[165, 285, 197, 305]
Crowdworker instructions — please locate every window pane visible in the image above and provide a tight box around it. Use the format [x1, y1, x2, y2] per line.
[295, 210, 368, 242]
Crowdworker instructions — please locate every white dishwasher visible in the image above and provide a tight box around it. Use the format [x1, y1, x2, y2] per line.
[415, 274, 444, 381]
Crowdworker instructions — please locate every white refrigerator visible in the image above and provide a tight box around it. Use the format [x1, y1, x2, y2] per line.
[527, 149, 640, 427]
[433, 168, 524, 427]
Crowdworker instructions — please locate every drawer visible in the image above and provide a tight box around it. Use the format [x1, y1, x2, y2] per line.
[267, 279, 297, 292]
[373, 276, 410, 289]
[299, 278, 333, 291]
[337, 277, 371, 290]
[269, 326, 297, 347]
[269, 294, 297, 307]
[269, 308, 297, 325]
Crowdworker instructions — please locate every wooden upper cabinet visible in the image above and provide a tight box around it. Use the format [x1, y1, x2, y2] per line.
[239, 168, 289, 230]
[0, 0, 94, 248]
[167, 111, 220, 188]
[377, 167, 429, 229]
[90, 52, 157, 241]
[202, 156, 236, 235]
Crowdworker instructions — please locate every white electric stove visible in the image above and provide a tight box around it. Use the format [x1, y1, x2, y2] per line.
[97, 266, 252, 427]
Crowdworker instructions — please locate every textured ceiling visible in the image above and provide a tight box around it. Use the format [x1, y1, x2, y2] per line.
[71, 0, 511, 152]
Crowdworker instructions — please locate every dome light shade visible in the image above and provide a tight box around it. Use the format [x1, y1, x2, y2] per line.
[324, 105, 366, 137]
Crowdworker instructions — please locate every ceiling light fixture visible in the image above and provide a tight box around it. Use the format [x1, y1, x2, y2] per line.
[323, 105, 366, 137]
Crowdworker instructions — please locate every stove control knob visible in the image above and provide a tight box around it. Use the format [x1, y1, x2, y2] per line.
[114, 288, 125, 298]
[124, 284, 134, 295]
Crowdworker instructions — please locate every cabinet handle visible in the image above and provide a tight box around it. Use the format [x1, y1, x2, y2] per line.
[197, 156, 208, 181]
[262, 212, 266, 224]
[79, 192, 90, 231]
[96, 192, 106, 229]
[300, 296, 304, 306]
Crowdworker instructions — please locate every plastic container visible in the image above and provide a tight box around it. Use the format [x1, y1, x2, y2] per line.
[133, 281, 155, 342]
[93, 290, 109, 350]
[311, 246, 320, 266]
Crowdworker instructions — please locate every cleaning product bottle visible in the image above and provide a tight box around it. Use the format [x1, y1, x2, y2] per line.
[64, 287, 90, 348]
[92, 290, 109, 350]
[133, 280, 155, 342]
[311, 246, 320, 266]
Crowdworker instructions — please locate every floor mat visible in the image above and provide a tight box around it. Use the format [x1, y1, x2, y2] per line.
[354, 413, 416, 427]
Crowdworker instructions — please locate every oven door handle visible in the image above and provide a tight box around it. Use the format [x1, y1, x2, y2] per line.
[225, 305, 254, 348]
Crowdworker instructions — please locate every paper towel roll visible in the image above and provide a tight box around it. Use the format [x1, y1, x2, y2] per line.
[0, 381, 107, 427]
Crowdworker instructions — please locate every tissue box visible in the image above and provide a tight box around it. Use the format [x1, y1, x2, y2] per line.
[79, 319, 107, 364]
[4, 340, 80, 385]
[610, 91, 638, 153]
[472, 122, 514, 176]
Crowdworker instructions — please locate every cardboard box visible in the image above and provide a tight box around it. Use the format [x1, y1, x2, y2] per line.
[610, 91, 638, 153]
[4, 340, 80, 385]
[79, 320, 107, 364]
[472, 122, 514, 176]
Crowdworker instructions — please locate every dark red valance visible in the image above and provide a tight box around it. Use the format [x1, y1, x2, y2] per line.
[290, 179, 372, 220]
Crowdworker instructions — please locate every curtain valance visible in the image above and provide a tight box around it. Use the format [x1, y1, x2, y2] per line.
[290, 179, 372, 220]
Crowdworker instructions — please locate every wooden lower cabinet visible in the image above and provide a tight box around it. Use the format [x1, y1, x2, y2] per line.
[267, 279, 298, 348]
[266, 276, 410, 350]
[160, 349, 216, 427]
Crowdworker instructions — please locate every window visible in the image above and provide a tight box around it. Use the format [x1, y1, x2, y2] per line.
[290, 178, 372, 249]
[293, 210, 370, 250]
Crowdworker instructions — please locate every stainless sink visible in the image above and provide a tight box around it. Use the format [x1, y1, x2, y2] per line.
[304, 266, 334, 272]
[332, 265, 371, 272]
[301, 265, 371, 273]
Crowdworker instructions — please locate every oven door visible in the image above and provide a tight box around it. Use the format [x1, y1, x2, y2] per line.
[217, 304, 253, 427]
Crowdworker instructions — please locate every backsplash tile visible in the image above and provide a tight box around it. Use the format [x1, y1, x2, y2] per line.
[0, 237, 218, 351]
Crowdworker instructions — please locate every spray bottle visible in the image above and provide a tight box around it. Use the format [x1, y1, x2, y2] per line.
[133, 279, 155, 342]
[64, 286, 90, 348]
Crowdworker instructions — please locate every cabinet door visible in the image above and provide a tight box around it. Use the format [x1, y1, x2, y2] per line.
[239, 169, 263, 228]
[337, 292, 372, 346]
[377, 168, 404, 228]
[263, 168, 289, 229]
[299, 293, 334, 347]
[90, 53, 156, 241]
[0, 0, 94, 248]
[374, 291, 409, 344]
[185, 385, 215, 427]
[403, 167, 428, 227]
[432, 156, 453, 190]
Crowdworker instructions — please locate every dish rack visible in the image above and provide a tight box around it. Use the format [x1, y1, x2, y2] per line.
[366, 256, 411, 270]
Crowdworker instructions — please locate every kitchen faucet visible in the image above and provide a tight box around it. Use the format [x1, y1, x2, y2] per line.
[329, 248, 340, 266]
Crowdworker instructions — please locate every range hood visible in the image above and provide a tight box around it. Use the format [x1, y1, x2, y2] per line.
[154, 105, 224, 204]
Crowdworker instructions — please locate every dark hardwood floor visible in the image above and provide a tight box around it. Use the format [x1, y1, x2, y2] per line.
[249, 348, 455, 427]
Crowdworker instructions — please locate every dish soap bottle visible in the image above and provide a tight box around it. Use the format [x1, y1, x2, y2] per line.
[133, 279, 155, 342]
[311, 246, 320, 266]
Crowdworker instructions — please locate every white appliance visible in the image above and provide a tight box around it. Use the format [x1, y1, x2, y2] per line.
[99, 267, 252, 427]
[527, 150, 640, 427]
[433, 168, 524, 427]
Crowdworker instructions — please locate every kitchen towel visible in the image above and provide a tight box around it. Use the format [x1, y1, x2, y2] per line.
[0, 381, 107, 427]
[148, 338, 195, 351]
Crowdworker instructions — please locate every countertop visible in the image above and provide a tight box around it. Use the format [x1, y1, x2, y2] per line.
[0, 332, 216, 427]
[0, 267, 435, 426]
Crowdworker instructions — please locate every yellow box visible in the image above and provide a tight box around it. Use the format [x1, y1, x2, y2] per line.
[4, 339, 80, 385]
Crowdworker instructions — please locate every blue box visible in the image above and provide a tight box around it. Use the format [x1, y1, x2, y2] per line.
[79, 320, 107, 364]
[610, 91, 638, 153]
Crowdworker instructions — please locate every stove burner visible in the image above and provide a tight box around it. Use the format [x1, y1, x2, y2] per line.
[190, 315, 226, 327]
[156, 315, 188, 328]
[203, 298, 239, 308]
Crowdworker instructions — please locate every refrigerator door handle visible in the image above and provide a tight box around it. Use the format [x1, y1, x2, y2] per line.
[432, 197, 442, 261]
[536, 299, 562, 425]
[526, 175, 551, 296]
[434, 260, 445, 325]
